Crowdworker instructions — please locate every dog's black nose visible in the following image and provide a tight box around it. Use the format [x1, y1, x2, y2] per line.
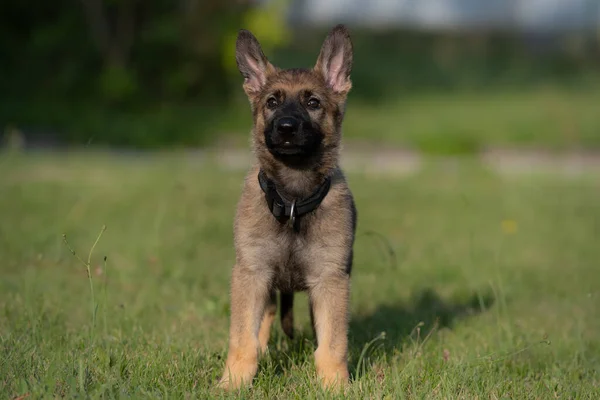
[276, 117, 300, 135]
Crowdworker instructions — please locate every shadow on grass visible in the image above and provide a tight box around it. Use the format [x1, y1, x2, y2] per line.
[348, 288, 495, 375]
[259, 287, 494, 381]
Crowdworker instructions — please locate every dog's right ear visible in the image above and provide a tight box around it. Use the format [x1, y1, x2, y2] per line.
[236, 30, 275, 96]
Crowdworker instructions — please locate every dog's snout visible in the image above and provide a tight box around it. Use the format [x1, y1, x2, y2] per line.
[276, 117, 300, 135]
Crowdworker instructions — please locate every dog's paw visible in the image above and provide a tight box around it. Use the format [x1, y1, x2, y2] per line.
[317, 369, 350, 391]
[216, 375, 252, 391]
[314, 349, 350, 390]
[217, 362, 257, 391]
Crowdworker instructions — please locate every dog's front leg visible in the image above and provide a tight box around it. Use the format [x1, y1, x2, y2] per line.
[309, 271, 350, 389]
[218, 265, 271, 390]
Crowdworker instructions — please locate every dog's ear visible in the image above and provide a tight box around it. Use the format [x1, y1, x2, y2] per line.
[314, 24, 353, 94]
[236, 29, 275, 96]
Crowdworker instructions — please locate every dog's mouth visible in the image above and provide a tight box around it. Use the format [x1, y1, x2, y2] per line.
[268, 143, 304, 156]
[265, 132, 321, 159]
[274, 141, 303, 154]
[267, 135, 320, 158]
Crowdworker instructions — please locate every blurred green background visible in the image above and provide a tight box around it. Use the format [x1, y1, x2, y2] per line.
[1, 0, 599, 153]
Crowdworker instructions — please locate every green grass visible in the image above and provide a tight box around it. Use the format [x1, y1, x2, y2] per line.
[4, 85, 600, 153]
[1, 151, 599, 398]
[341, 87, 600, 154]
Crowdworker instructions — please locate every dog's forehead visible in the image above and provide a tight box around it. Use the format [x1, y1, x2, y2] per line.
[266, 68, 324, 93]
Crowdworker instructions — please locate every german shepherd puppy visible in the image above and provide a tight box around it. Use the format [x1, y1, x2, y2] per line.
[218, 24, 357, 390]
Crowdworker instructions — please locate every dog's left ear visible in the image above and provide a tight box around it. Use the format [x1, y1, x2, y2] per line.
[314, 24, 353, 94]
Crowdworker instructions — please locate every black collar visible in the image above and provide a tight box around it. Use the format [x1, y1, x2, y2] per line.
[258, 169, 331, 228]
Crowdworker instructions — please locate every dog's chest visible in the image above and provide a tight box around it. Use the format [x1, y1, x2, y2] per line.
[270, 231, 312, 292]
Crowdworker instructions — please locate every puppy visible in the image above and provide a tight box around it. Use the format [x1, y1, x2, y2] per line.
[219, 24, 357, 390]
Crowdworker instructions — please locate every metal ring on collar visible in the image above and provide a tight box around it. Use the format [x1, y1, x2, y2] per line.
[289, 200, 296, 227]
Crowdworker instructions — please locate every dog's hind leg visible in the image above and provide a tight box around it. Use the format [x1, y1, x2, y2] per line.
[309, 297, 317, 343]
[258, 290, 277, 353]
[280, 292, 294, 339]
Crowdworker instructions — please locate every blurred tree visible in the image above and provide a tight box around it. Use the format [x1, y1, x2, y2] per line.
[0, 0, 254, 104]
[80, 0, 138, 101]
[80, 0, 136, 70]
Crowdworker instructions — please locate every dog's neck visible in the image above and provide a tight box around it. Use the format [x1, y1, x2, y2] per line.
[255, 147, 339, 200]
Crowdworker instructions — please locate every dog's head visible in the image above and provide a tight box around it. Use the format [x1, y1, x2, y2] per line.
[235, 25, 353, 168]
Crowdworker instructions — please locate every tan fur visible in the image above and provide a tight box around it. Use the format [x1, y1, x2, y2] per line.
[218, 25, 356, 391]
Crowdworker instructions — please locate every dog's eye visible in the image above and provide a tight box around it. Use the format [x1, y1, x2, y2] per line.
[307, 98, 320, 110]
[266, 97, 279, 109]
